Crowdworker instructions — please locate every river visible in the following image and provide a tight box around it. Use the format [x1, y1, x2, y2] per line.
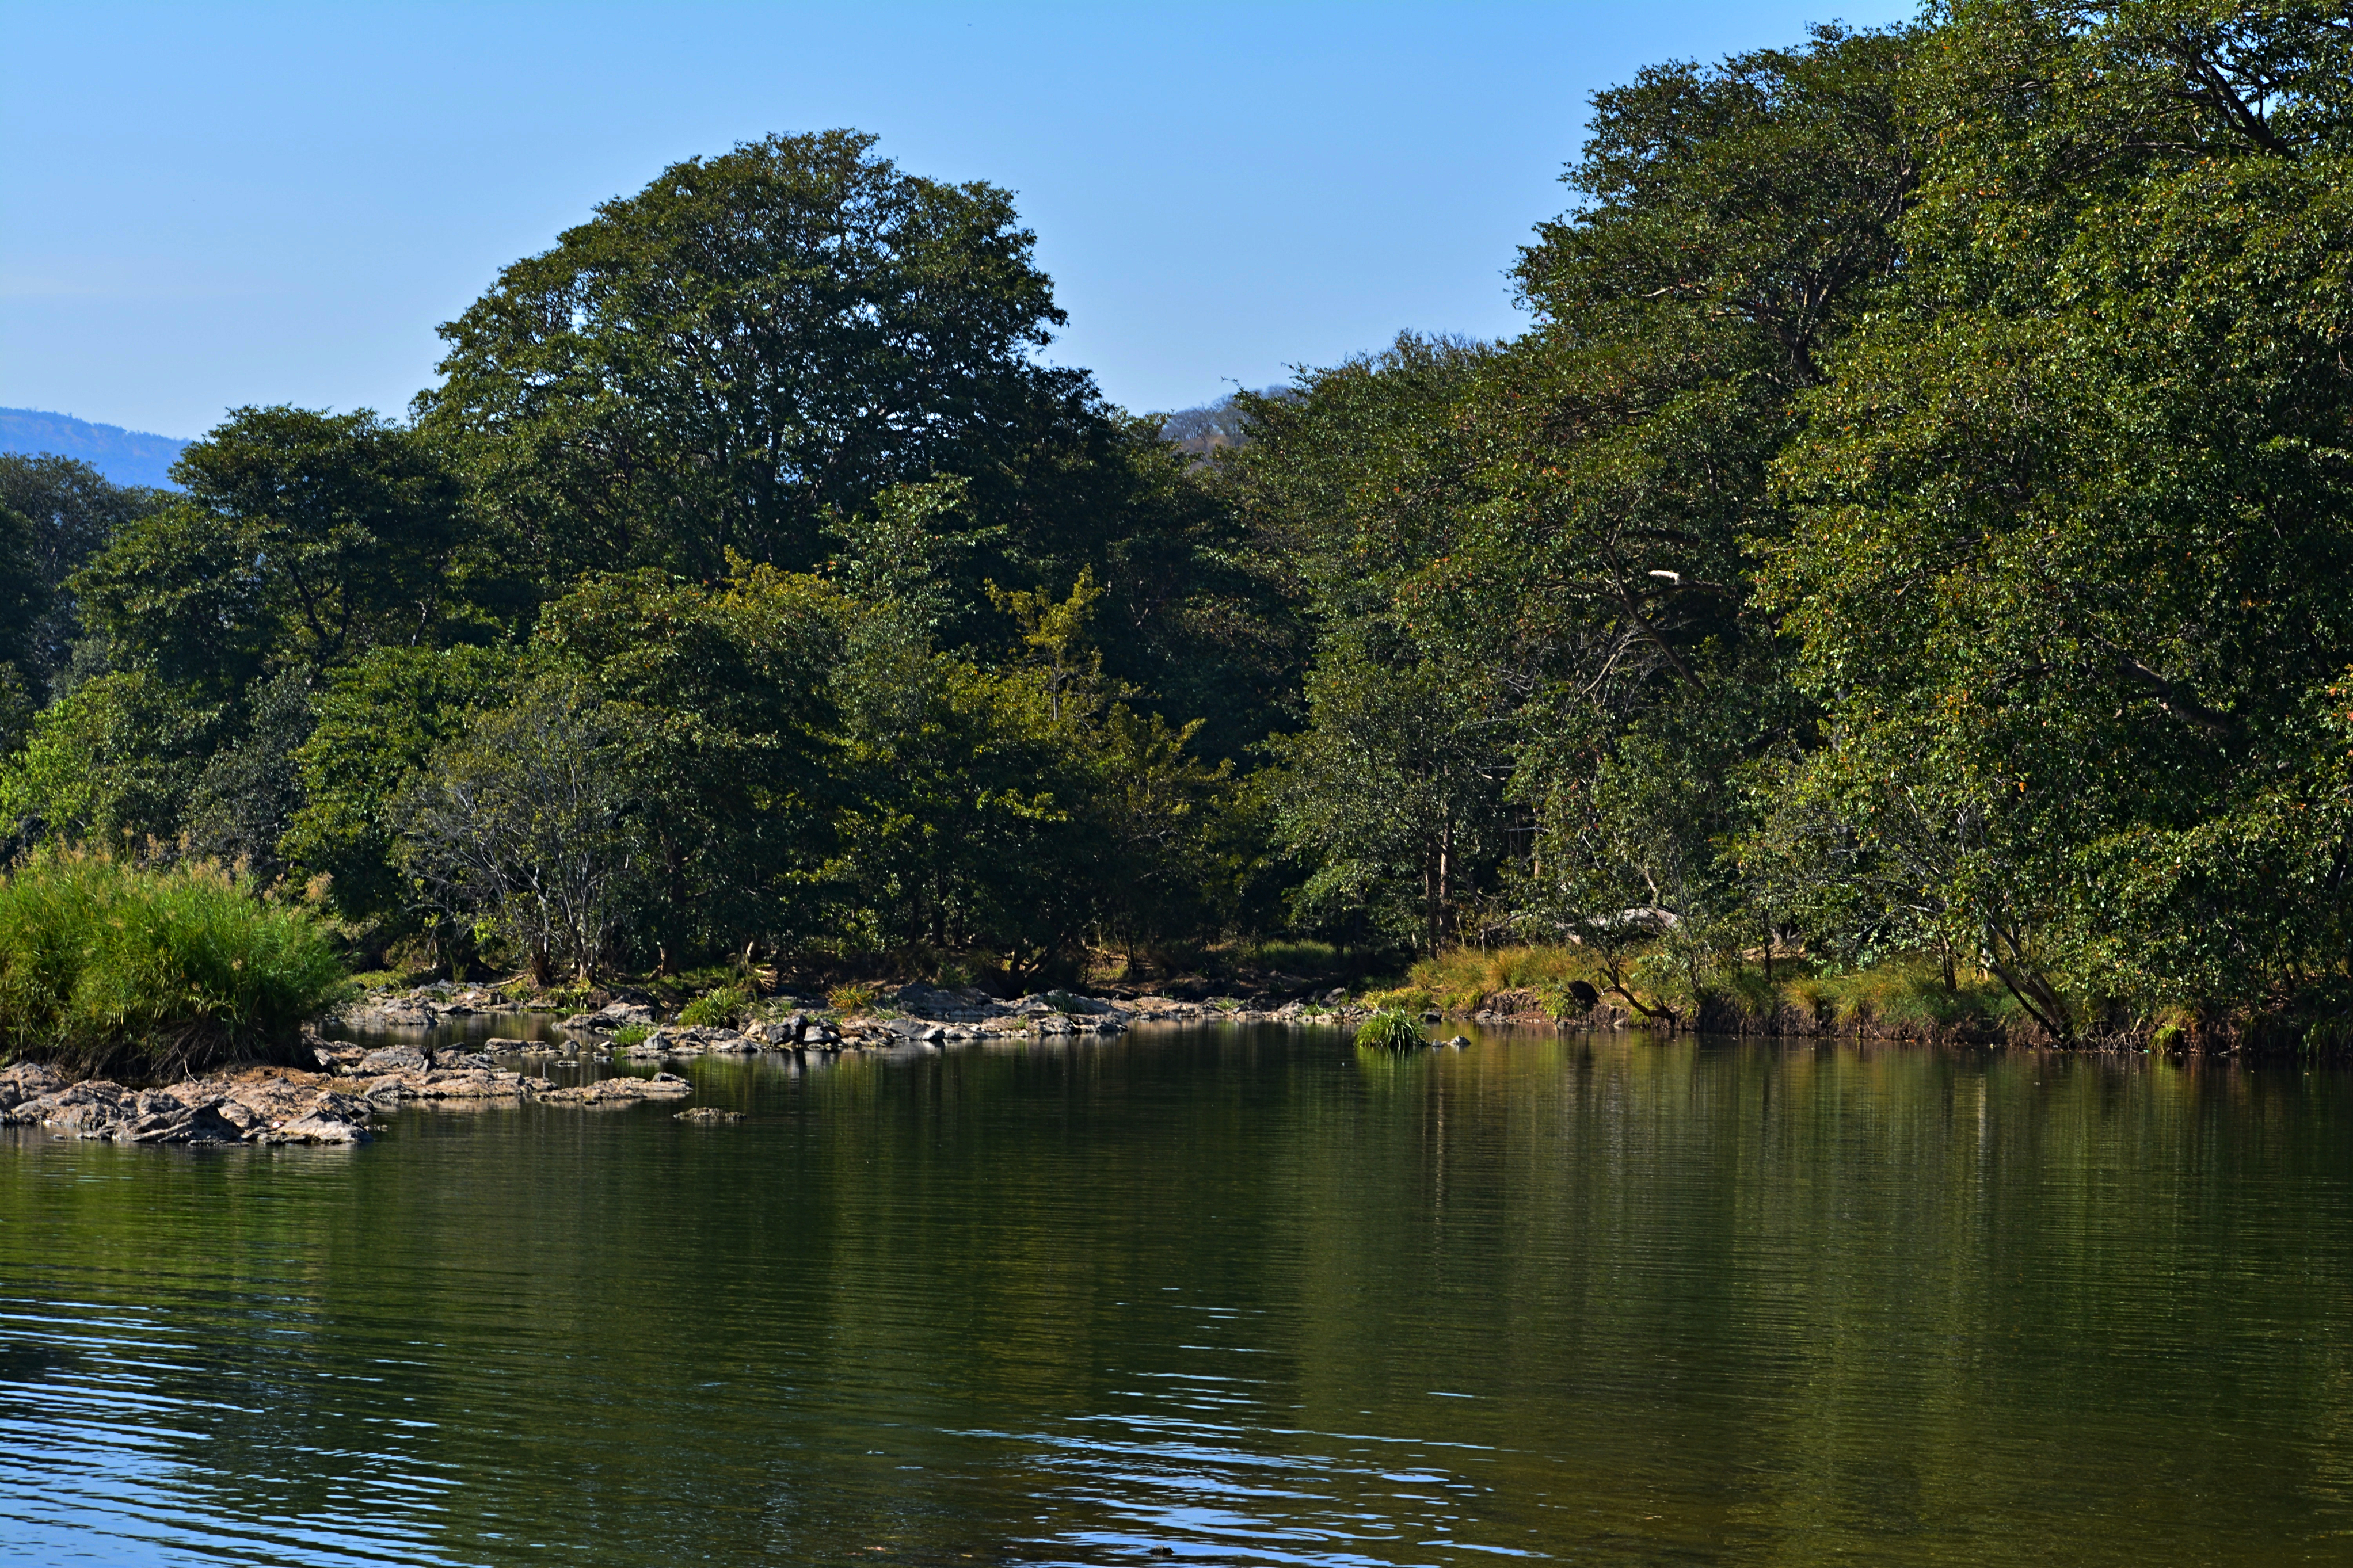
[3, 1026, 2351, 1565]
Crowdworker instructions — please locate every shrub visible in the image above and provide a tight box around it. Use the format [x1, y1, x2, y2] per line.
[1408, 945, 1607, 1015]
[826, 980, 884, 1016]
[0, 848, 353, 1077]
[610, 1023, 650, 1047]
[677, 984, 750, 1028]
[1355, 1008, 1425, 1049]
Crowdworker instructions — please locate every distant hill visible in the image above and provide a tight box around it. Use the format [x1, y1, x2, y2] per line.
[1160, 387, 1291, 457]
[0, 408, 188, 489]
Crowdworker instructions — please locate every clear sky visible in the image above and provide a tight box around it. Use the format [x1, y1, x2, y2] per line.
[2, 1, 1914, 441]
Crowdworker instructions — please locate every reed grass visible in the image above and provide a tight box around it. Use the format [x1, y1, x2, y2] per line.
[0, 848, 352, 1077]
[1405, 944, 1612, 1018]
[677, 983, 751, 1028]
[1355, 1008, 1425, 1049]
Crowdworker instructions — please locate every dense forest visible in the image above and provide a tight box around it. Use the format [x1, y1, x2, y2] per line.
[3, 2, 2350, 1043]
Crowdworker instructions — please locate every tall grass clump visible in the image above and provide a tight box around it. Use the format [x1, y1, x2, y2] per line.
[0, 849, 353, 1078]
[1407, 944, 1611, 1017]
[1783, 957, 2020, 1038]
[1355, 1008, 1425, 1049]
[677, 983, 751, 1028]
[825, 981, 885, 1016]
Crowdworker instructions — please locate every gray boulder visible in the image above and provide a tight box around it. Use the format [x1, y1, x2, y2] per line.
[128, 1103, 248, 1144]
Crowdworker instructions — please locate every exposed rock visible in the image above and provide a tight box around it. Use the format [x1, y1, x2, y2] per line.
[539, 1072, 693, 1105]
[344, 998, 439, 1028]
[265, 1113, 370, 1144]
[618, 1025, 760, 1058]
[0, 1056, 713, 1144]
[675, 1106, 744, 1123]
[890, 983, 1011, 1023]
[34, 1084, 131, 1138]
[358, 1067, 540, 1102]
[257, 1090, 375, 1144]
[130, 1104, 248, 1144]
[618, 1028, 676, 1059]
[0, 1062, 66, 1113]
[357, 1044, 431, 1075]
[433, 1050, 498, 1071]
[1046, 989, 1113, 1015]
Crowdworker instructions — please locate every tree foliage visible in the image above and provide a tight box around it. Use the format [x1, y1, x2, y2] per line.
[420, 129, 1077, 585]
[10, 37, 2353, 1031]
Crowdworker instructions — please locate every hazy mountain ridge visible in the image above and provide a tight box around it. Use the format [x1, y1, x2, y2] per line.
[1159, 387, 1289, 456]
[0, 408, 187, 489]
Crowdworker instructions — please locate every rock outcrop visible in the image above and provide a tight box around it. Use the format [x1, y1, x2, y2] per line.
[0, 1063, 378, 1144]
[1, 1056, 711, 1144]
[539, 1072, 692, 1105]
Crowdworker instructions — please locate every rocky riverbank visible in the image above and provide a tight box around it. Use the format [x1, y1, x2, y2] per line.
[0, 1044, 695, 1146]
[340, 981, 1374, 1054]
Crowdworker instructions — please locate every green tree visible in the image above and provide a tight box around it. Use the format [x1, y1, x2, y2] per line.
[1220, 335, 1515, 948]
[283, 643, 528, 926]
[0, 453, 171, 690]
[0, 504, 40, 757]
[395, 676, 644, 985]
[74, 406, 467, 700]
[533, 563, 848, 968]
[420, 129, 1080, 585]
[0, 503, 45, 678]
[182, 667, 322, 884]
[0, 671, 223, 850]
[1764, 0, 2353, 1031]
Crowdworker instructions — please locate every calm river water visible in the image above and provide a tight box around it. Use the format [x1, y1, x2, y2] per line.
[3, 1027, 2352, 1566]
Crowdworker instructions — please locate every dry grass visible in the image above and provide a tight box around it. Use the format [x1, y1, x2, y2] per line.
[1404, 944, 1615, 1018]
[1374, 942, 2028, 1038]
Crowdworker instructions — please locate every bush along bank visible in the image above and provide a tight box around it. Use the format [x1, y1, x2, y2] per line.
[1381, 945, 2330, 1054]
[0, 850, 353, 1078]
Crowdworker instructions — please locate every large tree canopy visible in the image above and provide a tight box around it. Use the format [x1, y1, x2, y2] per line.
[1761, 0, 2353, 1027]
[0, 455, 172, 690]
[419, 129, 1082, 583]
[11, 39, 2353, 1031]
[1224, 24, 1917, 953]
[75, 406, 467, 701]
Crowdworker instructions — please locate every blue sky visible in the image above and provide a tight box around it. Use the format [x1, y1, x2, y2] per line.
[1, 1, 1914, 440]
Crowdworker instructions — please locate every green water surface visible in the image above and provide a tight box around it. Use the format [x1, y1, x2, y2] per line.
[3, 1028, 2351, 1566]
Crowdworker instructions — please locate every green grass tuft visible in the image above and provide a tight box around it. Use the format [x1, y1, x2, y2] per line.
[677, 984, 751, 1028]
[0, 848, 353, 1078]
[1355, 1008, 1425, 1049]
